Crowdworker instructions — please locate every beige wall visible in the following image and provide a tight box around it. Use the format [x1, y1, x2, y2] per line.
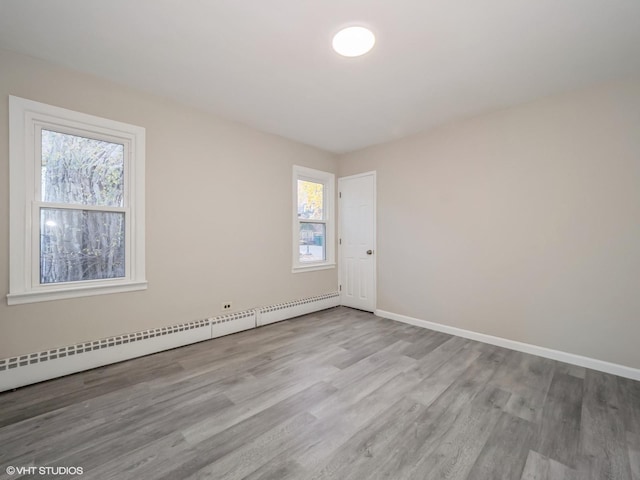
[339, 79, 640, 369]
[0, 49, 338, 358]
[3, 47, 638, 371]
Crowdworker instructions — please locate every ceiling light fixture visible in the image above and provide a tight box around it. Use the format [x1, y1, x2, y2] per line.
[332, 26, 375, 57]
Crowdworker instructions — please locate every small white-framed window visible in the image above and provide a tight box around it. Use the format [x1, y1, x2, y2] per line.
[8, 96, 146, 305]
[292, 165, 335, 272]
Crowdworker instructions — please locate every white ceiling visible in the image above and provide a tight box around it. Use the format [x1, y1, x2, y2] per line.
[1, 1, 639, 153]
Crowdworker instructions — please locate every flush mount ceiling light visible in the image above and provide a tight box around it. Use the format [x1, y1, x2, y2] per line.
[332, 26, 375, 57]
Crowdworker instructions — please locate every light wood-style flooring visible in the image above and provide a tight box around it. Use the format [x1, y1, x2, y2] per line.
[1, 307, 639, 479]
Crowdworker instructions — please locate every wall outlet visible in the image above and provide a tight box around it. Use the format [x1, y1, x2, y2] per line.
[222, 302, 232, 311]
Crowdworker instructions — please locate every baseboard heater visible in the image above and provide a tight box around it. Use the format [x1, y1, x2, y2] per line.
[256, 292, 341, 327]
[0, 292, 340, 392]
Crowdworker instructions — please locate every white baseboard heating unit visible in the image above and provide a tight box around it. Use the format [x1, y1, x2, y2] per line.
[256, 292, 340, 326]
[0, 291, 339, 392]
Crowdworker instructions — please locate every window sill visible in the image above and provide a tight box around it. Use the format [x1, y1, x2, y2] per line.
[292, 263, 336, 274]
[6, 280, 148, 305]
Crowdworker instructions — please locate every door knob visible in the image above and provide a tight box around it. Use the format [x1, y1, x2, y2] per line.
[366, 250, 373, 255]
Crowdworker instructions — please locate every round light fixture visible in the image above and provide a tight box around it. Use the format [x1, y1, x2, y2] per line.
[332, 26, 375, 57]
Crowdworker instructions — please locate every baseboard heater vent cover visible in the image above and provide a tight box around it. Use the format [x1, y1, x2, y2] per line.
[210, 310, 256, 338]
[0, 318, 212, 391]
[257, 292, 340, 326]
[0, 291, 339, 391]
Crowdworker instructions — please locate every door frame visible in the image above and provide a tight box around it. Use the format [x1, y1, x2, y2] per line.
[338, 170, 377, 312]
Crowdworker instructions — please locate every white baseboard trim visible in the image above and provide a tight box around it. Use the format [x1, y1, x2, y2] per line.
[0, 292, 339, 392]
[376, 309, 640, 382]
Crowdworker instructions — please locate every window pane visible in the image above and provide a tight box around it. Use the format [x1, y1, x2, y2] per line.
[297, 180, 324, 220]
[41, 129, 124, 207]
[40, 208, 125, 284]
[299, 222, 326, 262]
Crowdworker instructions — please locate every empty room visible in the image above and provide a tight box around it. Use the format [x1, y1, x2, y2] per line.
[1, 1, 639, 479]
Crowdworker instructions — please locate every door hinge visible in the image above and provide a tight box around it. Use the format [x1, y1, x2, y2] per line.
[339, 192, 342, 198]
[339, 284, 342, 291]
[339, 238, 342, 245]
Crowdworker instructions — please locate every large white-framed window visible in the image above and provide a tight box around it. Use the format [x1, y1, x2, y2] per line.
[292, 165, 335, 272]
[8, 96, 146, 305]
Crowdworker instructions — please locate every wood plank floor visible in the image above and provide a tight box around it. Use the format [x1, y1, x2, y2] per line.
[1, 306, 639, 479]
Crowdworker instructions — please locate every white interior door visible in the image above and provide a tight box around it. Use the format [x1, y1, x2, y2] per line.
[339, 172, 376, 312]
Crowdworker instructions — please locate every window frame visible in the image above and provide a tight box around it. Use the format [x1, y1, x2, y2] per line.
[8, 96, 147, 305]
[292, 165, 335, 273]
